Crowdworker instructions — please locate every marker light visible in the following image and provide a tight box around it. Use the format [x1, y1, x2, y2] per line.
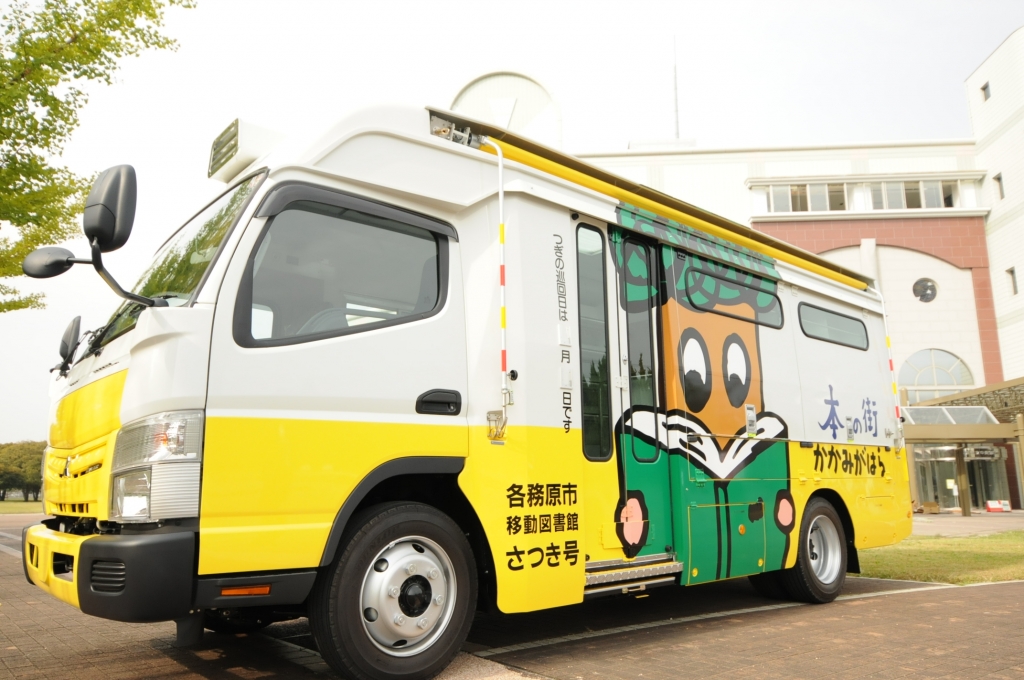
[221, 585, 271, 597]
[113, 411, 204, 469]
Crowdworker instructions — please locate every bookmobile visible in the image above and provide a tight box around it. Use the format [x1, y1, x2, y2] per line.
[21, 106, 911, 680]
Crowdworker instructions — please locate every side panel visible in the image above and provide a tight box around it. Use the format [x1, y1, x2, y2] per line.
[457, 196, 586, 613]
[658, 246, 796, 578]
[788, 442, 911, 560]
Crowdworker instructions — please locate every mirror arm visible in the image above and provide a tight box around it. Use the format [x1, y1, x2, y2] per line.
[89, 238, 166, 307]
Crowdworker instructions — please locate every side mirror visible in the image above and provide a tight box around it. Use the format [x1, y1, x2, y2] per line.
[83, 165, 136, 252]
[23, 247, 76, 279]
[21, 165, 162, 310]
[59, 316, 81, 362]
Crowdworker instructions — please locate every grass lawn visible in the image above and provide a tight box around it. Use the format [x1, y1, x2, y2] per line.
[0, 501, 42, 514]
[858, 530, 1024, 584]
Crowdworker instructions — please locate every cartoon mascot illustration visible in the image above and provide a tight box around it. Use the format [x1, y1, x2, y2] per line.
[611, 220, 796, 579]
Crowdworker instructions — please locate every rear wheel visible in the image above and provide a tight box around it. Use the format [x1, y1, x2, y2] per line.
[309, 503, 477, 680]
[779, 497, 847, 603]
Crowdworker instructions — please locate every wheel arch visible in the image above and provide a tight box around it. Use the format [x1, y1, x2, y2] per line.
[318, 456, 497, 609]
[807, 489, 860, 573]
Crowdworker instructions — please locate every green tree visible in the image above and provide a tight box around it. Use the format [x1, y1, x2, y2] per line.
[0, 0, 193, 313]
[0, 441, 45, 500]
[0, 462, 23, 501]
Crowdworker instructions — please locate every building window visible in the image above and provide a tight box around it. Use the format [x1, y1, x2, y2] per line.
[763, 179, 966, 213]
[942, 181, 958, 208]
[982, 82, 991, 100]
[790, 184, 808, 211]
[922, 181, 943, 209]
[809, 184, 828, 211]
[994, 173, 1005, 200]
[868, 183, 885, 209]
[1008, 267, 1018, 296]
[770, 185, 791, 212]
[899, 349, 974, 404]
[913, 278, 938, 302]
[827, 184, 846, 210]
[905, 181, 922, 209]
[884, 182, 905, 209]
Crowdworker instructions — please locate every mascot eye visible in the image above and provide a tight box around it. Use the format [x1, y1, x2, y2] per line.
[679, 329, 712, 412]
[723, 334, 751, 408]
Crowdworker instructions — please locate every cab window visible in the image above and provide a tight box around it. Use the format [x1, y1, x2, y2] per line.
[239, 200, 441, 345]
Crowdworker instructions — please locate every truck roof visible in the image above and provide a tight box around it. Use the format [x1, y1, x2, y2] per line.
[426, 107, 872, 291]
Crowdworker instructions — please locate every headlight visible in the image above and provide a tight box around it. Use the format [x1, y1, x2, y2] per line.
[113, 469, 151, 520]
[111, 411, 204, 523]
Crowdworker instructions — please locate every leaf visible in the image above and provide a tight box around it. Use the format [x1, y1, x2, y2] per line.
[0, 0, 194, 312]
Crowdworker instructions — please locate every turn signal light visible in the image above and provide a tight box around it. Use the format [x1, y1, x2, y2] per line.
[221, 585, 271, 597]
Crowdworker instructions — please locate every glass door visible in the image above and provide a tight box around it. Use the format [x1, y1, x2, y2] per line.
[610, 231, 674, 560]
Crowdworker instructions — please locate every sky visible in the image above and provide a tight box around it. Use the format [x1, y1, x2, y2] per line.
[3, 0, 1024, 442]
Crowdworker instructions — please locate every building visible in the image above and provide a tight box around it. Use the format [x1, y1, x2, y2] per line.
[574, 27, 1024, 512]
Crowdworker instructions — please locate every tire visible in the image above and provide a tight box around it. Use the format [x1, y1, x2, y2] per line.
[748, 571, 788, 600]
[309, 503, 477, 680]
[778, 497, 847, 603]
[203, 609, 273, 634]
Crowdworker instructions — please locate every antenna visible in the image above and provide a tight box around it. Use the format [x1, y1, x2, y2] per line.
[673, 37, 680, 139]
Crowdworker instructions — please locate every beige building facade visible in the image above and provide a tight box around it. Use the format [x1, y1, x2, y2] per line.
[578, 27, 1024, 510]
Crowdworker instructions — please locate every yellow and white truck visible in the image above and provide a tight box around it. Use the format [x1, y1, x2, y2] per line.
[21, 106, 911, 680]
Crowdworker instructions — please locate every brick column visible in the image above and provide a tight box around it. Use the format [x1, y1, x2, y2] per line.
[971, 267, 1004, 384]
[756, 215, 1003, 385]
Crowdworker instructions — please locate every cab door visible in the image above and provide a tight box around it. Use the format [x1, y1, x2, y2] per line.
[610, 229, 674, 559]
[199, 187, 469, 575]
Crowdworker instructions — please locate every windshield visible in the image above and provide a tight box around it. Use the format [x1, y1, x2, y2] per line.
[93, 173, 265, 348]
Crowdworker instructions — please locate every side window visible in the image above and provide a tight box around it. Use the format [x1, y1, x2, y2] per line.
[682, 254, 783, 329]
[242, 200, 441, 344]
[576, 225, 611, 461]
[798, 303, 868, 350]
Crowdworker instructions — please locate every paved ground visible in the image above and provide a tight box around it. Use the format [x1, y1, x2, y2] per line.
[2, 513, 1024, 679]
[912, 510, 1024, 537]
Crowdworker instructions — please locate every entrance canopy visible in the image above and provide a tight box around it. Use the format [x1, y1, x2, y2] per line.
[917, 375, 1024, 423]
[902, 404, 1016, 443]
[905, 380, 1024, 515]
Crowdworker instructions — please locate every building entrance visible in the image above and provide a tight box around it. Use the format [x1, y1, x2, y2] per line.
[915, 445, 1012, 511]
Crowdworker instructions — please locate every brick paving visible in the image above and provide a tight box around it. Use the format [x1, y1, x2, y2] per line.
[0, 515, 518, 680]
[913, 512, 1024, 537]
[3, 512, 1024, 679]
[487, 582, 1024, 679]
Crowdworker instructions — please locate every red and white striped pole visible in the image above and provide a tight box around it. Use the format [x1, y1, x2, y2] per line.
[481, 137, 510, 429]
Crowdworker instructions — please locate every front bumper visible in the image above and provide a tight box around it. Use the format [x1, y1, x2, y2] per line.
[23, 524, 195, 623]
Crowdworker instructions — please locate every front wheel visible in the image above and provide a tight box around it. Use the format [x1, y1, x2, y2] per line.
[778, 497, 847, 603]
[309, 503, 477, 680]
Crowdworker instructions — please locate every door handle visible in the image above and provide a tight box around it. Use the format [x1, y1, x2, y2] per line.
[416, 389, 462, 416]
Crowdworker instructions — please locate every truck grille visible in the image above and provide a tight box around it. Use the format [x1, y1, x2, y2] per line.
[56, 503, 90, 515]
[91, 561, 126, 593]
